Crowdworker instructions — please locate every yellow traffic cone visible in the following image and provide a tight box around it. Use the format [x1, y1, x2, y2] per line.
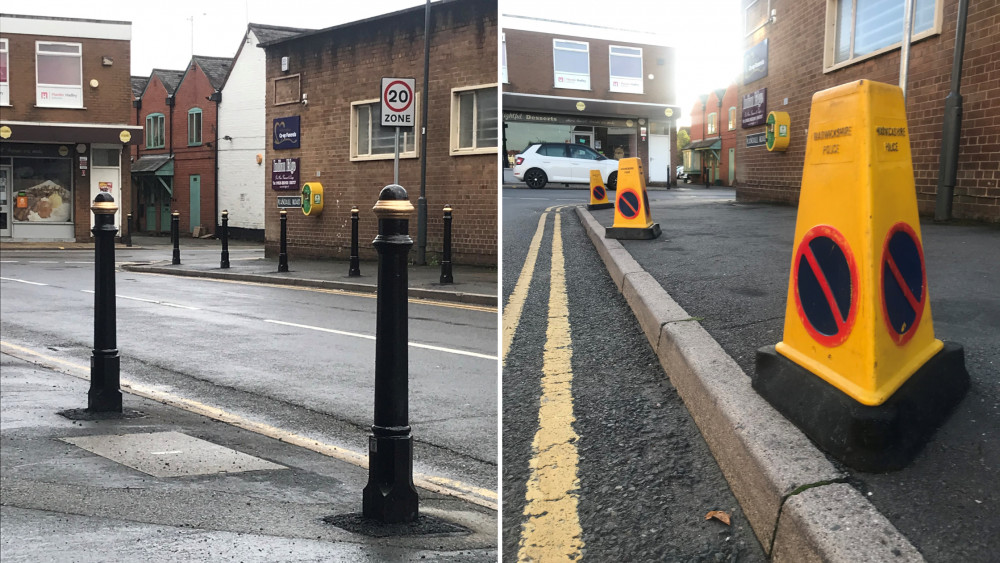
[605, 158, 660, 240]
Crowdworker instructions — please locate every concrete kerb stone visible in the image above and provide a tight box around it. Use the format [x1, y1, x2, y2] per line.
[574, 207, 644, 291]
[771, 483, 924, 562]
[574, 207, 922, 560]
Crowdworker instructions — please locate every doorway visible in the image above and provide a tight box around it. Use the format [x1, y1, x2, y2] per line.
[648, 134, 671, 183]
[189, 174, 201, 234]
[0, 166, 11, 237]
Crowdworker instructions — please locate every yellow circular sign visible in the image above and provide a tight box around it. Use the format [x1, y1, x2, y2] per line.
[58, 145, 70, 156]
[119, 130, 132, 143]
[0, 126, 11, 139]
[626, 119, 634, 127]
[665, 108, 674, 117]
[576, 101, 586, 111]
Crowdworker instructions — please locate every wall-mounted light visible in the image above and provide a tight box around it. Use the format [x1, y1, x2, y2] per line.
[256, 154, 263, 165]
[770, 9, 777, 24]
[223, 135, 233, 141]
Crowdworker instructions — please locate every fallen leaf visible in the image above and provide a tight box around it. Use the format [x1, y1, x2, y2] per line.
[705, 510, 731, 525]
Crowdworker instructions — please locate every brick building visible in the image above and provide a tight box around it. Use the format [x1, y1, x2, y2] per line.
[502, 16, 680, 186]
[260, 0, 497, 265]
[131, 56, 232, 235]
[736, 0, 999, 222]
[0, 14, 142, 241]
[684, 84, 739, 186]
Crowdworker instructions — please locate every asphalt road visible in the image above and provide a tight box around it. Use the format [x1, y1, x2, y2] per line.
[0, 248, 498, 494]
[501, 187, 765, 560]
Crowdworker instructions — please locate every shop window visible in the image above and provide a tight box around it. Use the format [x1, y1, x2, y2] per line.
[11, 158, 73, 223]
[188, 108, 202, 146]
[350, 98, 418, 161]
[707, 112, 718, 135]
[827, 0, 940, 70]
[553, 39, 590, 90]
[501, 33, 508, 84]
[146, 113, 165, 149]
[451, 85, 498, 156]
[609, 45, 643, 94]
[36, 41, 83, 108]
[728, 107, 737, 131]
[0, 38, 9, 106]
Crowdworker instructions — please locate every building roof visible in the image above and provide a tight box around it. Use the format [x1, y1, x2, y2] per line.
[131, 76, 148, 99]
[249, 23, 311, 45]
[192, 56, 234, 90]
[151, 69, 185, 94]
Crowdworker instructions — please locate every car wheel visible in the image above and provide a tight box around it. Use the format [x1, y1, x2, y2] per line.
[607, 171, 618, 191]
[525, 168, 547, 189]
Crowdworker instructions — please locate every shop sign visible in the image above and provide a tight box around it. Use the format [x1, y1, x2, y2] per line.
[503, 111, 632, 129]
[611, 76, 643, 95]
[742, 88, 767, 128]
[746, 131, 767, 147]
[555, 71, 589, 89]
[273, 116, 300, 150]
[743, 39, 768, 85]
[277, 195, 302, 208]
[271, 157, 300, 190]
[0, 144, 66, 158]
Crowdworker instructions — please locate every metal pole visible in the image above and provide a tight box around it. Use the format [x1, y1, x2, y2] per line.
[417, 0, 431, 266]
[440, 204, 453, 284]
[900, 0, 916, 101]
[278, 209, 288, 273]
[125, 212, 133, 247]
[349, 206, 361, 277]
[89, 193, 121, 413]
[171, 211, 180, 265]
[363, 184, 418, 524]
[935, 0, 970, 221]
[394, 127, 400, 186]
[220, 209, 230, 269]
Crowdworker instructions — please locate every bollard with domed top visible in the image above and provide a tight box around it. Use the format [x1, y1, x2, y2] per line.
[89, 193, 122, 412]
[440, 204, 453, 284]
[171, 211, 180, 265]
[220, 210, 230, 269]
[362, 184, 419, 524]
[349, 206, 361, 277]
[125, 213, 133, 247]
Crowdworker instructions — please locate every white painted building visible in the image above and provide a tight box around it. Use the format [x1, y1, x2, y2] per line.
[217, 24, 308, 240]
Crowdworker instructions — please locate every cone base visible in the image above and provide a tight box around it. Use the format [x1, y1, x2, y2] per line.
[587, 202, 614, 210]
[605, 223, 661, 240]
[753, 342, 969, 472]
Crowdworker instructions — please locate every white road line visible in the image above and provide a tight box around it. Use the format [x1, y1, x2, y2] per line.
[79, 290, 200, 310]
[0, 277, 48, 286]
[265, 319, 497, 360]
[28, 261, 59, 264]
[63, 261, 94, 264]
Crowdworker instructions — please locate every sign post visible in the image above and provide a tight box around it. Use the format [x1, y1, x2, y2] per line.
[381, 78, 416, 185]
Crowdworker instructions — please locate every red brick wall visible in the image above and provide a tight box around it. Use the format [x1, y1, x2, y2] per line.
[263, 0, 498, 265]
[736, 0, 999, 222]
[171, 62, 220, 234]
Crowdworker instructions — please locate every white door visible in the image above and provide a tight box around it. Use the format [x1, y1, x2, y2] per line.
[648, 134, 671, 183]
[0, 166, 11, 237]
[90, 164, 121, 232]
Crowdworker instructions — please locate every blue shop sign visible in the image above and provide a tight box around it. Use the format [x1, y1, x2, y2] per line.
[273, 116, 300, 150]
[743, 39, 768, 85]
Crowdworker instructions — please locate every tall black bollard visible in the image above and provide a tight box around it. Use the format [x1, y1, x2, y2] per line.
[125, 212, 133, 247]
[220, 210, 230, 269]
[440, 204, 454, 284]
[349, 206, 361, 277]
[278, 209, 289, 272]
[363, 184, 418, 524]
[89, 193, 122, 412]
[171, 211, 181, 265]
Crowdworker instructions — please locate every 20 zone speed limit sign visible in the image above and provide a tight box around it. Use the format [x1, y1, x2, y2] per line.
[381, 77, 415, 127]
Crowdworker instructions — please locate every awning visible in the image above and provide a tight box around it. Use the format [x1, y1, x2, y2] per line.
[503, 91, 680, 120]
[686, 138, 722, 150]
[132, 154, 174, 175]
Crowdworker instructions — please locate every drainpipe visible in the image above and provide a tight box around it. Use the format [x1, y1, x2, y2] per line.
[935, 0, 969, 221]
[210, 90, 222, 233]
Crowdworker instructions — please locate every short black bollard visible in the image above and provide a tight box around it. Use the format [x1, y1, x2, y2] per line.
[220, 210, 230, 269]
[171, 211, 181, 265]
[125, 212, 133, 247]
[278, 209, 289, 272]
[89, 193, 122, 412]
[349, 206, 361, 277]
[440, 204, 454, 284]
[362, 184, 418, 524]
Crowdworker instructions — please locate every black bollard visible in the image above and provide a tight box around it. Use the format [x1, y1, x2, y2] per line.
[362, 184, 418, 524]
[278, 209, 289, 272]
[349, 206, 361, 277]
[220, 210, 230, 269]
[125, 212, 133, 247]
[89, 193, 122, 412]
[171, 211, 181, 265]
[440, 204, 454, 284]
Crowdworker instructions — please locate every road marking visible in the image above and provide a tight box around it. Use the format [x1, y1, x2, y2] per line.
[518, 211, 584, 561]
[150, 450, 183, 455]
[0, 340, 497, 510]
[0, 277, 48, 286]
[63, 261, 94, 264]
[79, 290, 201, 310]
[28, 261, 59, 264]
[502, 208, 554, 364]
[264, 319, 496, 360]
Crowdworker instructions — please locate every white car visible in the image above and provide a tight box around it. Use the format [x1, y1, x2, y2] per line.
[512, 143, 619, 190]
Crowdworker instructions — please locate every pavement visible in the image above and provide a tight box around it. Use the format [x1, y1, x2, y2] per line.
[575, 192, 998, 562]
[0, 234, 498, 561]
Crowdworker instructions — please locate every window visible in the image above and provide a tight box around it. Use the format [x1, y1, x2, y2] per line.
[707, 112, 718, 135]
[539, 144, 568, 157]
[11, 157, 73, 223]
[92, 148, 120, 167]
[36, 41, 83, 108]
[609, 45, 643, 94]
[350, 99, 418, 161]
[827, 0, 940, 69]
[501, 33, 508, 84]
[728, 107, 737, 131]
[146, 113, 165, 149]
[451, 85, 498, 155]
[745, 0, 771, 36]
[0, 38, 9, 106]
[553, 39, 589, 90]
[188, 108, 202, 146]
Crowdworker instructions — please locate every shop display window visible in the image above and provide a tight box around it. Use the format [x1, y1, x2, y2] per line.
[11, 158, 73, 223]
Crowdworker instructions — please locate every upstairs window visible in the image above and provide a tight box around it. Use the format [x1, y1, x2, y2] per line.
[707, 112, 718, 135]
[827, 0, 940, 69]
[188, 108, 202, 146]
[0, 38, 9, 106]
[728, 107, 737, 131]
[553, 39, 589, 90]
[501, 33, 508, 84]
[36, 41, 83, 108]
[451, 85, 498, 155]
[146, 113, 165, 149]
[609, 45, 643, 94]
